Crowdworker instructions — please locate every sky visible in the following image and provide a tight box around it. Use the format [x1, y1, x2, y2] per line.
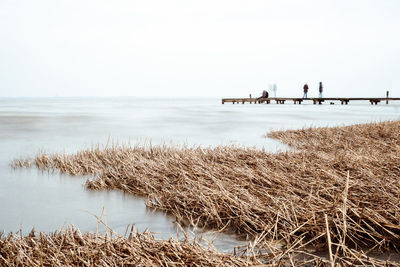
[0, 0, 399, 98]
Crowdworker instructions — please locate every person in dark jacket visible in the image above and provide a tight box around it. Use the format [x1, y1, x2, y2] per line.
[319, 82, 323, 98]
[303, 84, 309, 98]
[258, 90, 269, 99]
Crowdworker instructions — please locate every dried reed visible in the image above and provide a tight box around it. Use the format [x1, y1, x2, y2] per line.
[9, 120, 400, 266]
[0, 226, 254, 266]
[10, 158, 31, 168]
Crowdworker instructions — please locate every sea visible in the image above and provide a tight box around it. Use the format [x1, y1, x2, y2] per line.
[1, 97, 399, 251]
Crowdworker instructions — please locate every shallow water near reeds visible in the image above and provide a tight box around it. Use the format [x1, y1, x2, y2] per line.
[1, 97, 400, 251]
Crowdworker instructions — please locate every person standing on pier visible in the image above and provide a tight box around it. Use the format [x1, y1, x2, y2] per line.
[319, 82, 323, 98]
[303, 84, 309, 98]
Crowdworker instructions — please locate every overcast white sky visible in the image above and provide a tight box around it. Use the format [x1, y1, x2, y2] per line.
[0, 0, 399, 98]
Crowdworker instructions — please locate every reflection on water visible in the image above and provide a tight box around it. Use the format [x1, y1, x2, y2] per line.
[1, 168, 174, 237]
[0, 97, 399, 251]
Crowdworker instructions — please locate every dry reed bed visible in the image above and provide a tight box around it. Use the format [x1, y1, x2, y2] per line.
[9, 120, 400, 265]
[0, 226, 253, 266]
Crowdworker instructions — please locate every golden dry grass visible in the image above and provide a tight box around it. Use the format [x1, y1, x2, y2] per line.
[0, 226, 254, 266]
[7, 120, 400, 266]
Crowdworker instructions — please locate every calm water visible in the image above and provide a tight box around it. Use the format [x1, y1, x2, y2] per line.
[1, 97, 399, 250]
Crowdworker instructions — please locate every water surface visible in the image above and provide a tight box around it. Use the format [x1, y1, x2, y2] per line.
[1, 97, 399, 250]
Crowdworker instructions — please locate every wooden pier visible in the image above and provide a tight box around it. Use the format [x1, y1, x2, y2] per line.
[222, 97, 400, 105]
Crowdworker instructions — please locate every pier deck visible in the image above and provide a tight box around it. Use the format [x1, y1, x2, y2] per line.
[222, 97, 400, 105]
